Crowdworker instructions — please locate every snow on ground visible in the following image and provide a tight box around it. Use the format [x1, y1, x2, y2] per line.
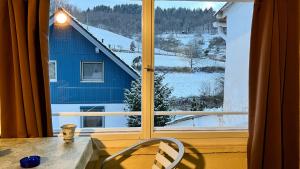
[178, 34, 198, 45]
[157, 33, 197, 45]
[154, 54, 225, 68]
[165, 107, 248, 128]
[163, 72, 223, 97]
[115, 52, 225, 68]
[194, 58, 225, 67]
[114, 52, 139, 66]
[82, 24, 134, 50]
[165, 114, 248, 128]
[155, 54, 191, 67]
[201, 33, 220, 49]
[82, 24, 170, 54]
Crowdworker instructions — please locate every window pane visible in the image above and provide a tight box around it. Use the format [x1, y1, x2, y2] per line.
[83, 117, 104, 127]
[153, 1, 253, 129]
[49, 0, 142, 130]
[82, 62, 103, 81]
[81, 106, 104, 128]
[49, 61, 56, 80]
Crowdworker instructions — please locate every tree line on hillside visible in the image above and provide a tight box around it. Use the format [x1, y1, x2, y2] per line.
[50, 1, 217, 38]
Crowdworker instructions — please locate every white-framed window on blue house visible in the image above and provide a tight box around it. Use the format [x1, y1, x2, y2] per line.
[80, 106, 105, 128]
[49, 60, 57, 82]
[80, 62, 104, 82]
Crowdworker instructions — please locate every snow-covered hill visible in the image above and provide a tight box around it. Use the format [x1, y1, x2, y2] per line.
[157, 33, 220, 47]
[81, 24, 225, 98]
[81, 24, 169, 54]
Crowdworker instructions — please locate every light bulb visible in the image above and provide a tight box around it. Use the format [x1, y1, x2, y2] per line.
[55, 12, 67, 24]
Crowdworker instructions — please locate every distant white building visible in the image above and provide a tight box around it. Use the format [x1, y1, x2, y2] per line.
[214, 2, 254, 112]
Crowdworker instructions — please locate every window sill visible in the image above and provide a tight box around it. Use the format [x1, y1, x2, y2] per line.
[54, 130, 248, 154]
[80, 80, 104, 83]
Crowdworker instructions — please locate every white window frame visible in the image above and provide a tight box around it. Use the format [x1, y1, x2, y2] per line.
[80, 61, 104, 83]
[49, 60, 57, 82]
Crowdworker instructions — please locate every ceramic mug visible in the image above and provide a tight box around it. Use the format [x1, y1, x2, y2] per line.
[61, 124, 77, 143]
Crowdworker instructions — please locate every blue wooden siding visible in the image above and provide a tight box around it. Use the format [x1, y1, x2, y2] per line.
[49, 25, 135, 104]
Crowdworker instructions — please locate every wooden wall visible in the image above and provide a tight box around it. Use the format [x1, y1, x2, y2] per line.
[86, 136, 247, 169]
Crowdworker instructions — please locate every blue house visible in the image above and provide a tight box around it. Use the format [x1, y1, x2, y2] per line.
[49, 9, 139, 129]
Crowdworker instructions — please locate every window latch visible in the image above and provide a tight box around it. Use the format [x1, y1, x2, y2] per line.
[144, 65, 154, 72]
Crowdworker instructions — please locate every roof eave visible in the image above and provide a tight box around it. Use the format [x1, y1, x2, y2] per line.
[214, 2, 233, 18]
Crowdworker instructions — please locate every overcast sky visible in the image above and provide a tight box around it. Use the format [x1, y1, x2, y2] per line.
[68, 0, 226, 11]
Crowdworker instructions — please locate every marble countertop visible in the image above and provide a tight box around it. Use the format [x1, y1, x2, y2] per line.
[0, 137, 93, 169]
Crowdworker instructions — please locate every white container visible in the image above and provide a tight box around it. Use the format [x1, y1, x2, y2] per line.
[61, 124, 77, 143]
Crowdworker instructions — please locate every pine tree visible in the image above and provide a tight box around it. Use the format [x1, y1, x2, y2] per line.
[190, 97, 206, 111]
[124, 79, 141, 127]
[124, 73, 172, 127]
[190, 97, 198, 111]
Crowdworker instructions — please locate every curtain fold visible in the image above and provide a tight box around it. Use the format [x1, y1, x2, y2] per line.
[248, 0, 299, 168]
[0, 0, 53, 137]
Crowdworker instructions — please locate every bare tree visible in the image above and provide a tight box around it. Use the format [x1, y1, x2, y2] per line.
[130, 41, 136, 52]
[50, 0, 81, 17]
[50, 0, 69, 14]
[184, 39, 201, 70]
[200, 81, 213, 96]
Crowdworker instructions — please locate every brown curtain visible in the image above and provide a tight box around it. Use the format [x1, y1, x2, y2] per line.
[0, 0, 53, 137]
[248, 0, 299, 169]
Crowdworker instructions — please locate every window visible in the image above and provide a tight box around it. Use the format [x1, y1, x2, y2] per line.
[152, 1, 253, 130]
[80, 106, 105, 128]
[49, 60, 57, 82]
[49, 0, 252, 135]
[81, 62, 104, 82]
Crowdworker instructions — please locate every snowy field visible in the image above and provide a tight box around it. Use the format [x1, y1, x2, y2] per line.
[116, 51, 224, 98]
[82, 24, 222, 54]
[163, 72, 223, 97]
[157, 33, 197, 45]
[115, 52, 225, 68]
[82, 24, 169, 54]
[163, 107, 248, 128]
[83, 24, 135, 50]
